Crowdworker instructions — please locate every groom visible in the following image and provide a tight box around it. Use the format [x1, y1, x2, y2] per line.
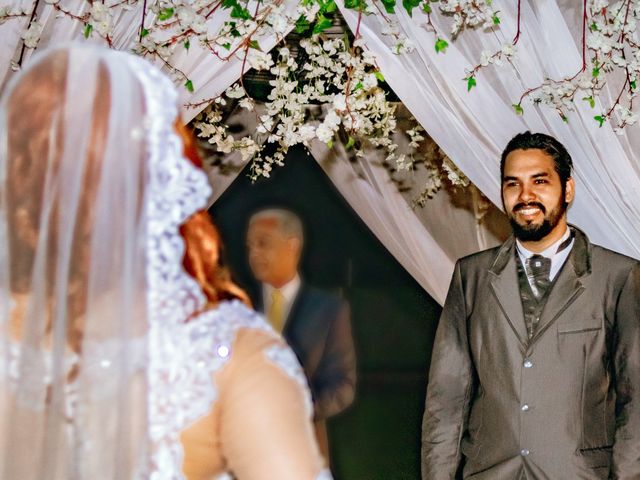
[421, 132, 640, 479]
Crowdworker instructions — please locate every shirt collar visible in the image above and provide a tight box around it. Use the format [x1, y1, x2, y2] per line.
[263, 274, 301, 304]
[516, 226, 571, 260]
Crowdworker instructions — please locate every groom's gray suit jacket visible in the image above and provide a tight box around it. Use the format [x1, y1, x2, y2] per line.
[422, 226, 640, 479]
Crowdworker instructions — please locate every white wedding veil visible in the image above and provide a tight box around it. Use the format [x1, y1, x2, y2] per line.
[0, 44, 212, 479]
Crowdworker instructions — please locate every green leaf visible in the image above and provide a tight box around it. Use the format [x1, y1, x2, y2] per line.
[381, 0, 396, 13]
[327, 139, 334, 149]
[185, 79, 194, 92]
[313, 14, 333, 34]
[83, 23, 93, 39]
[346, 136, 356, 149]
[184, 40, 190, 51]
[434, 38, 448, 53]
[295, 14, 311, 33]
[248, 39, 262, 51]
[466, 76, 477, 92]
[592, 66, 600, 78]
[231, 4, 251, 19]
[583, 96, 595, 108]
[594, 115, 605, 127]
[323, 0, 337, 13]
[589, 22, 599, 31]
[560, 113, 568, 123]
[374, 71, 385, 82]
[631, 80, 637, 90]
[403, 0, 421, 16]
[513, 103, 524, 115]
[221, 0, 237, 7]
[140, 28, 149, 38]
[492, 13, 500, 25]
[353, 81, 363, 91]
[222, 42, 231, 50]
[157, 7, 174, 21]
[422, 2, 432, 14]
[343, 0, 364, 9]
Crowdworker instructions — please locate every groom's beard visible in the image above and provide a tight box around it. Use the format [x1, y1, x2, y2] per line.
[508, 198, 567, 242]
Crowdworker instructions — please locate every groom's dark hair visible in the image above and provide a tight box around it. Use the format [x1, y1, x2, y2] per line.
[500, 131, 573, 186]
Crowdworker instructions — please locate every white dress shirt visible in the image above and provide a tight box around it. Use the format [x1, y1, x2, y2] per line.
[516, 226, 574, 284]
[262, 274, 301, 327]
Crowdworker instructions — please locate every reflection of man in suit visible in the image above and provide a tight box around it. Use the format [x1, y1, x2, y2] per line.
[422, 132, 640, 479]
[246, 208, 356, 458]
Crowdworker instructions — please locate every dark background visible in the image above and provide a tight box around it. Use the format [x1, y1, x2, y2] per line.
[210, 145, 441, 479]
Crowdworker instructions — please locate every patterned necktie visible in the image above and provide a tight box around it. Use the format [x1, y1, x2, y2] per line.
[268, 290, 285, 333]
[526, 254, 552, 300]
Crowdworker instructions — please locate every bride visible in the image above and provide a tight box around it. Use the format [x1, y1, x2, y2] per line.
[0, 44, 330, 479]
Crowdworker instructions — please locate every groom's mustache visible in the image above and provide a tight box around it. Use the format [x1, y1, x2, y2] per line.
[512, 202, 546, 214]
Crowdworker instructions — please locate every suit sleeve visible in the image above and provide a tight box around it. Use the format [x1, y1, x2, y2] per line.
[312, 302, 357, 420]
[612, 263, 640, 479]
[421, 260, 474, 480]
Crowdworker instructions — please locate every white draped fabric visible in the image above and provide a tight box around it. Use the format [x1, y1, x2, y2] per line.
[4, 0, 633, 304]
[336, 0, 640, 260]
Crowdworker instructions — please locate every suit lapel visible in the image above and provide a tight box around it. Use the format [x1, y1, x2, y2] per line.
[489, 243, 528, 349]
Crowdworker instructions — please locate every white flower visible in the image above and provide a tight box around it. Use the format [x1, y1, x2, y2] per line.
[247, 50, 274, 71]
[21, 21, 43, 48]
[239, 97, 254, 111]
[225, 84, 245, 99]
[268, 11, 289, 34]
[333, 94, 346, 111]
[362, 73, 378, 91]
[316, 124, 334, 143]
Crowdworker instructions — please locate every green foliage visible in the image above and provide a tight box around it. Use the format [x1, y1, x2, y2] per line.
[594, 115, 605, 127]
[185, 79, 194, 92]
[513, 103, 524, 115]
[466, 76, 477, 92]
[313, 14, 333, 34]
[230, 4, 251, 20]
[631, 80, 637, 90]
[403, 0, 421, 16]
[140, 28, 149, 38]
[184, 40, 190, 50]
[344, 0, 366, 9]
[583, 96, 595, 108]
[381, 0, 396, 14]
[374, 71, 385, 82]
[157, 7, 174, 21]
[249, 39, 262, 50]
[84, 23, 93, 38]
[346, 136, 356, 149]
[422, 1, 432, 14]
[295, 14, 311, 33]
[434, 38, 448, 53]
[492, 13, 500, 25]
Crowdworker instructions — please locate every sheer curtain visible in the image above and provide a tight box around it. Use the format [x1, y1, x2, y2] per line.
[336, 0, 640, 260]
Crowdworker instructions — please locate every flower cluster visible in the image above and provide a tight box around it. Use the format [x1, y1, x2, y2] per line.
[195, 34, 411, 182]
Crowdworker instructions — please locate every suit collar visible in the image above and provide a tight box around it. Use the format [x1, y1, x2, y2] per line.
[489, 224, 591, 278]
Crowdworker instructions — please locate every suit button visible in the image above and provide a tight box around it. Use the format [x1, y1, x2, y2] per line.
[520, 449, 530, 456]
[521, 404, 530, 412]
[524, 359, 533, 368]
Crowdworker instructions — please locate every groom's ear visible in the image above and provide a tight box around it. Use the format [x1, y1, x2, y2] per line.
[565, 177, 575, 204]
